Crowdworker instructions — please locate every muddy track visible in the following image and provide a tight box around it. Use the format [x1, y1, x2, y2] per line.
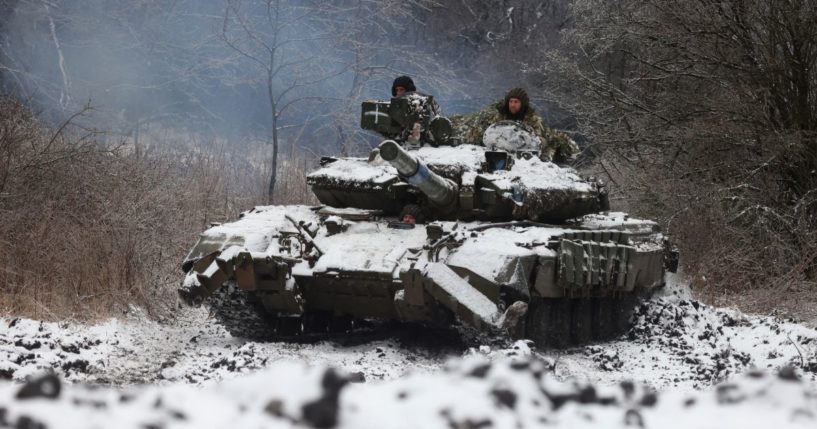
[2, 288, 817, 390]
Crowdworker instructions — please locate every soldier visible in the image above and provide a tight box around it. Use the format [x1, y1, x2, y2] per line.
[450, 87, 580, 163]
[384, 75, 449, 148]
[391, 75, 417, 97]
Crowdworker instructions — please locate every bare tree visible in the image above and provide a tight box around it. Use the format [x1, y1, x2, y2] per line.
[220, 0, 354, 202]
[0, 0, 237, 145]
[537, 0, 817, 297]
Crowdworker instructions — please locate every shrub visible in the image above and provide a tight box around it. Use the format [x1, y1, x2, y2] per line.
[0, 98, 315, 320]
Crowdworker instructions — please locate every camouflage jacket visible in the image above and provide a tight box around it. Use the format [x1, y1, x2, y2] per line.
[450, 101, 580, 163]
[380, 92, 444, 146]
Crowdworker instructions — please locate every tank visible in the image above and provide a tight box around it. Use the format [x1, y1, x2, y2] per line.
[178, 93, 677, 347]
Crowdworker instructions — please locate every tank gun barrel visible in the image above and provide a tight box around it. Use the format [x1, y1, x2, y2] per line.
[379, 140, 457, 210]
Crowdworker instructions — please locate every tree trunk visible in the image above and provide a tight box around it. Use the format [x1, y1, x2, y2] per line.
[133, 121, 140, 160]
[268, 68, 278, 204]
[44, 3, 71, 108]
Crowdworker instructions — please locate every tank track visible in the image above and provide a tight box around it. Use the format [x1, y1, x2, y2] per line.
[524, 292, 638, 349]
[210, 283, 640, 347]
[208, 282, 369, 343]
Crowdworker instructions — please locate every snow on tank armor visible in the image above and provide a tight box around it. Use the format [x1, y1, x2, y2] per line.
[179, 95, 677, 347]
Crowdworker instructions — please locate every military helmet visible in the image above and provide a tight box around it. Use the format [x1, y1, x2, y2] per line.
[392, 75, 416, 96]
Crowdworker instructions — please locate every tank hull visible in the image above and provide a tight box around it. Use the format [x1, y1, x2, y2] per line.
[180, 205, 668, 347]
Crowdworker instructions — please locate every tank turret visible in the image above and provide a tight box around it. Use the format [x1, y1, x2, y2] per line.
[308, 116, 607, 222]
[178, 95, 674, 348]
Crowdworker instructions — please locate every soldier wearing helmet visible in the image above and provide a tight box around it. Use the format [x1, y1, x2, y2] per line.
[391, 75, 417, 97]
[379, 75, 448, 147]
[450, 87, 579, 163]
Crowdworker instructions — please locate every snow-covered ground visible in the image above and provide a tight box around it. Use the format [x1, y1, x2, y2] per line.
[2, 278, 817, 428]
[0, 307, 460, 387]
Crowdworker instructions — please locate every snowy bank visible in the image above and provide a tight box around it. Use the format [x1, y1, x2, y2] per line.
[1, 358, 816, 429]
[3, 292, 817, 427]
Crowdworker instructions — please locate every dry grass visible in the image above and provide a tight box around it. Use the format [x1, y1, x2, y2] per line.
[0, 98, 316, 321]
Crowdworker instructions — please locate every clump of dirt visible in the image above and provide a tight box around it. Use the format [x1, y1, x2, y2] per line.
[0, 320, 106, 381]
[584, 346, 623, 371]
[627, 298, 816, 385]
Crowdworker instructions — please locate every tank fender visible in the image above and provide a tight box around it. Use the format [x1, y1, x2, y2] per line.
[420, 262, 500, 330]
[178, 250, 227, 306]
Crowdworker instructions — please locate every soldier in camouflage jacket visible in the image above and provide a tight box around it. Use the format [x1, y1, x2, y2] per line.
[450, 88, 580, 163]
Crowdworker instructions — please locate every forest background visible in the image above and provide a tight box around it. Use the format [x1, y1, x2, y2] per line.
[1, 0, 815, 321]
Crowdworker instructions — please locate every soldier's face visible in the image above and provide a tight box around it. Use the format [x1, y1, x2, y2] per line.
[394, 86, 407, 97]
[508, 98, 522, 115]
